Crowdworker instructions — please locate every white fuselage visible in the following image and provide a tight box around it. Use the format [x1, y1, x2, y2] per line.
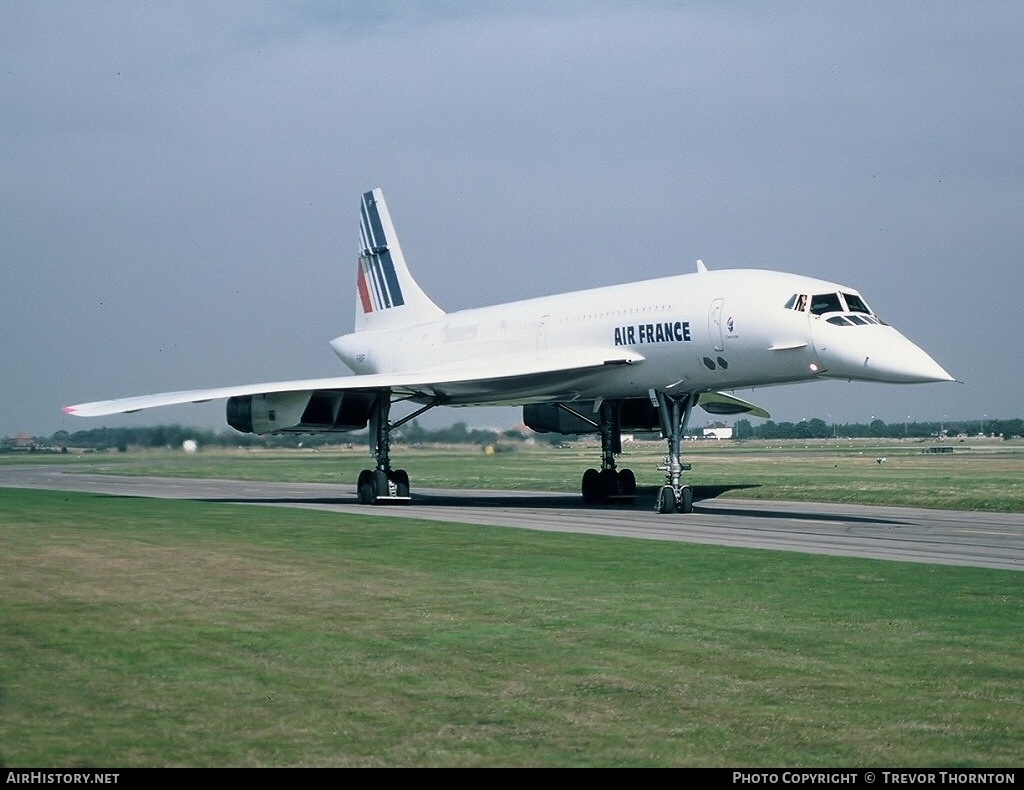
[329, 268, 951, 406]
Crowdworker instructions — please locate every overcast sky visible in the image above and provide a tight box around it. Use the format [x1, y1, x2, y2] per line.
[3, 2, 1022, 438]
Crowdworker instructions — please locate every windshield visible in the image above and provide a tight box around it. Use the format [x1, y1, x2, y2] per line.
[843, 292, 872, 314]
[784, 290, 884, 323]
[809, 293, 843, 315]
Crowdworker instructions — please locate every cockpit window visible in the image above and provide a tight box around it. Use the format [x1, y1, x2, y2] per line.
[784, 293, 809, 311]
[812, 289, 887, 327]
[809, 293, 843, 315]
[787, 291, 877, 320]
[843, 292, 871, 314]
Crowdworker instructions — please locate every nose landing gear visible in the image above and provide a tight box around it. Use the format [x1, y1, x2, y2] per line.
[653, 390, 695, 514]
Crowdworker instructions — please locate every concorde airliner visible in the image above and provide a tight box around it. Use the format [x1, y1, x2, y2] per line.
[65, 189, 953, 513]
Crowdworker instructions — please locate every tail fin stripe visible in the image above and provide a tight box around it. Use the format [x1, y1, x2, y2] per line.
[376, 251, 404, 308]
[357, 191, 407, 312]
[357, 252, 406, 313]
[359, 256, 387, 312]
[356, 260, 374, 313]
[359, 205, 375, 253]
[367, 256, 390, 309]
[360, 192, 388, 255]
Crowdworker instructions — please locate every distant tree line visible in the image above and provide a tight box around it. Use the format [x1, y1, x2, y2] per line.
[731, 417, 1023, 441]
[10, 421, 524, 453]
[3, 416, 1021, 453]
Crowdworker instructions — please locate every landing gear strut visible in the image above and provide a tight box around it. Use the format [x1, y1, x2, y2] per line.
[576, 400, 637, 504]
[355, 392, 427, 505]
[653, 390, 695, 514]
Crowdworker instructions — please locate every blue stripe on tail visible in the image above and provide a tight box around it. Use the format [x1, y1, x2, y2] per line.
[359, 191, 405, 310]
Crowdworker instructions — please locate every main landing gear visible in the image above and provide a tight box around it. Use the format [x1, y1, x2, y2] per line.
[355, 392, 428, 505]
[579, 400, 638, 505]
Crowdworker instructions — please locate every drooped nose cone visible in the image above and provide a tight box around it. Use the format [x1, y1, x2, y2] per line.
[817, 324, 954, 384]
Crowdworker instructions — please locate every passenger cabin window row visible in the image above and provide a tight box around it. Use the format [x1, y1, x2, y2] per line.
[783, 291, 886, 325]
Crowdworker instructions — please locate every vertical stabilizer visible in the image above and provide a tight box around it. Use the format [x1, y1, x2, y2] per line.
[355, 188, 445, 332]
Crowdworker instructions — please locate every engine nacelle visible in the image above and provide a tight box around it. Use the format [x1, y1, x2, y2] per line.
[523, 403, 593, 434]
[523, 399, 661, 435]
[227, 390, 374, 435]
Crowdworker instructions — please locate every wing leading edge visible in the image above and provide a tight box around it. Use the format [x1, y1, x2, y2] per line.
[63, 347, 647, 419]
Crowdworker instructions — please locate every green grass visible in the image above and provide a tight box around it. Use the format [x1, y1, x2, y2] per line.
[1, 487, 1021, 767]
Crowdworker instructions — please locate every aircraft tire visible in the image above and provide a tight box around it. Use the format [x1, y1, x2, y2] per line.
[372, 470, 391, 503]
[581, 468, 602, 504]
[678, 485, 694, 514]
[656, 485, 675, 514]
[357, 469, 374, 505]
[393, 469, 410, 499]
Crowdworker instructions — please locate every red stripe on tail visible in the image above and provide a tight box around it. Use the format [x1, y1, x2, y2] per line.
[356, 264, 374, 313]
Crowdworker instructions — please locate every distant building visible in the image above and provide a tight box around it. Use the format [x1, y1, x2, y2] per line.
[702, 425, 733, 440]
[1, 433, 36, 450]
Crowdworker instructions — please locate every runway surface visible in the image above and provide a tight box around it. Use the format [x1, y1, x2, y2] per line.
[2, 464, 1022, 571]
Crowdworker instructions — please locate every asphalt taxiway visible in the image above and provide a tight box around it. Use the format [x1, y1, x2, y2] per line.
[2, 464, 1021, 571]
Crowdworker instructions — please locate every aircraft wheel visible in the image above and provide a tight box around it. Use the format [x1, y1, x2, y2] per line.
[678, 485, 694, 514]
[656, 485, 675, 514]
[372, 470, 391, 504]
[357, 469, 375, 505]
[581, 468, 602, 504]
[618, 468, 637, 497]
[393, 469, 410, 499]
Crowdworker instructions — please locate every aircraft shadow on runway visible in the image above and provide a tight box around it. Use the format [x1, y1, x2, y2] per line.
[184, 483, 762, 510]
[91, 485, 909, 527]
[182, 482, 908, 527]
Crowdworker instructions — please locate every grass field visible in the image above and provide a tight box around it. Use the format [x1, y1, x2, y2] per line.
[1, 442, 1022, 767]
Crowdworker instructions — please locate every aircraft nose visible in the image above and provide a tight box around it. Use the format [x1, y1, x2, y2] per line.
[868, 338, 954, 383]
[818, 326, 954, 384]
